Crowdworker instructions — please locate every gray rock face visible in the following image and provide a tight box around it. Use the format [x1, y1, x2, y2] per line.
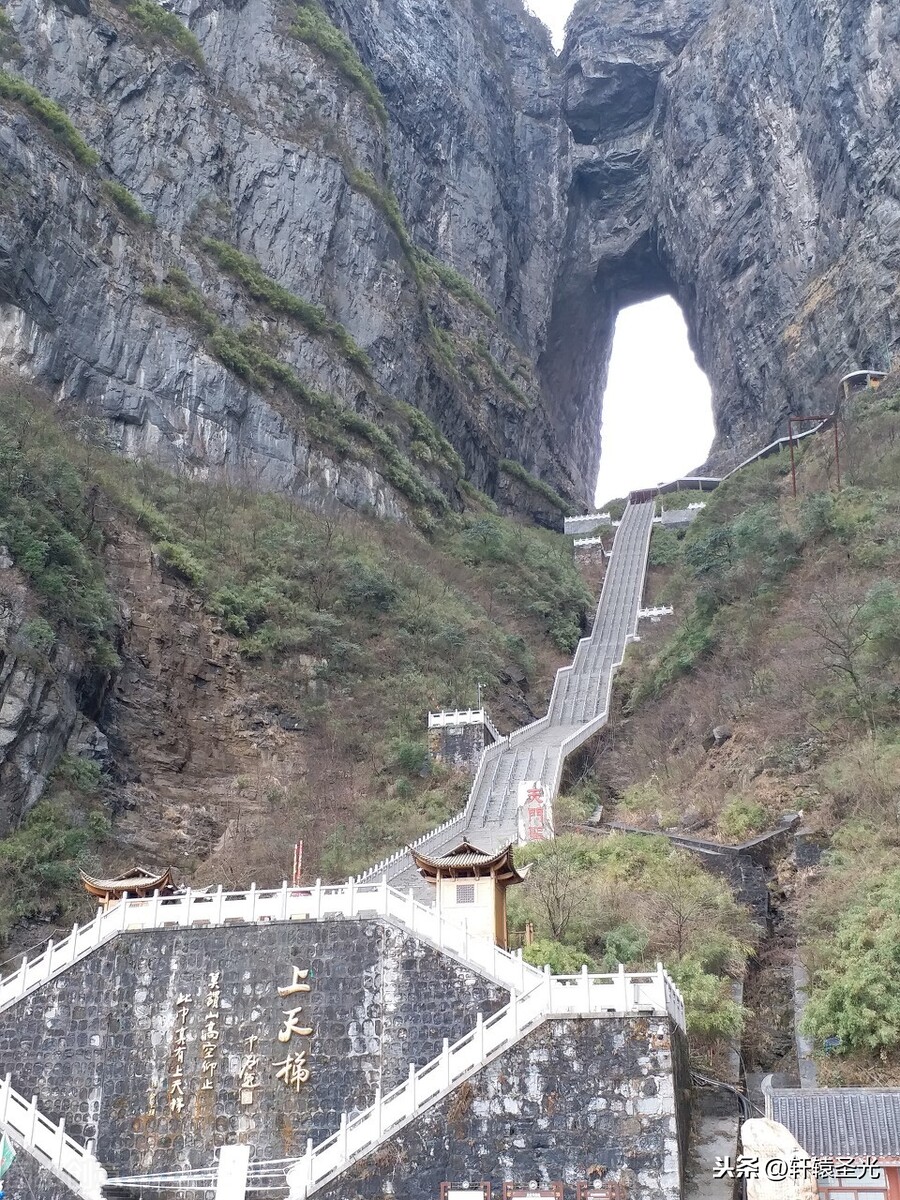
[0, 570, 108, 832]
[553, 0, 900, 480]
[0, 0, 898, 511]
[0, 0, 577, 513]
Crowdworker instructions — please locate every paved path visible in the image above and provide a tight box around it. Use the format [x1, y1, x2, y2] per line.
[370, 500, 656, 898]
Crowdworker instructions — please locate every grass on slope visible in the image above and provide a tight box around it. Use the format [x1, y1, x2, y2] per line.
[0, 71, 98, 166]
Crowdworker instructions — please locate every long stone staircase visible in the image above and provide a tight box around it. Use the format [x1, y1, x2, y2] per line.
[361, 499, 656, 897]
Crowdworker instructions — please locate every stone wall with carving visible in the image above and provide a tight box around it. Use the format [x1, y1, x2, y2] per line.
[0, 918, 507, 1178]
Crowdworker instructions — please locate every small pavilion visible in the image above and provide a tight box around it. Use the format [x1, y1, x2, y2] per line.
[409, 839, 525, 949]
[80, 865, 176, 908]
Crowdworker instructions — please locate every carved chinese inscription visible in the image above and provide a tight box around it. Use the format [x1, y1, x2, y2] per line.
[168, 992, 192, 1115]
[200, 971, 222, 1092]
[273, 966, 314, 1091]
[239, 1034, 262, 1106]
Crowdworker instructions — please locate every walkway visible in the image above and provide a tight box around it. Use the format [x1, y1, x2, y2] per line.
[362, 500, 656, 897]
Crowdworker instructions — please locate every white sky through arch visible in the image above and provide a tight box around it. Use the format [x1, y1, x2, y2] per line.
[593, 298, 714, 505]
[523, 1, 715, 505]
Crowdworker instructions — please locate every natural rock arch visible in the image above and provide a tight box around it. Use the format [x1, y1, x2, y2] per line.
[541, 0, 900, 499]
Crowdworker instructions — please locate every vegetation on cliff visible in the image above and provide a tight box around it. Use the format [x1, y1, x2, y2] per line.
[0, 71, 98, 166]
[580, 374, 900, 1078]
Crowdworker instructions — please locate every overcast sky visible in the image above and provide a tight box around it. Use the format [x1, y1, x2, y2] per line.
[523, 0, 715, 506]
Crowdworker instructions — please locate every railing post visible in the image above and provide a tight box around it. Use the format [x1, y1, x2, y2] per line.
[544, 964, 553, 1013]
[214, 885, 225, 927]
[27, 1094, 38, 1145]
[67, 924, 79, 965]
[581, 964, 590, 1013]
[374, 1085, 382, 1137]
[183, 888, 193, 927]
[248, 883, 258, 922]
[441, 1038, 451, 1090]
[304, 1138, 314, 1192]
[17, 956, 28, 998]
[151, 888, 162, 928]
[94, 909, 106, 946]
[53, 1117, 66, 1168]
[509, 989, 519, 1032]
[314, 879, 323, 920]
[617, 963, 627, 1012]
[280, 880, 289, 921]
[348, 876, 356, 918]
[43, 940, 55, 981]
[406, 889, 415, 930]
[475, 1012, 485, 1060]
[339, 1112, 348, 1162]
[407, 1062, 417, 1111]
[380, 875, 389, 914]
[0, 1073, 9, 1122]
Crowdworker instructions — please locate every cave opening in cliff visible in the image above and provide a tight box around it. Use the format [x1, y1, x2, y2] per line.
[594, 297, 714, 505]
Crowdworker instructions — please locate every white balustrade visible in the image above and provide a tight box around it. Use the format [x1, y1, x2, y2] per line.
[0, 1075, 106, 1200]
[285, 962, 684, 1199]
[0, 874, 548, 1016]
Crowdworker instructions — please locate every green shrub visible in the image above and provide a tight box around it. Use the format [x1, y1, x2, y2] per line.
[498, 459, 571, 515]
[523, 938, 597, 974]
[111, 0, 204, 64]
[0, 387, 117, 659]
[347, 167, 416, 266]
[390, 737, 428, 775]
[0, 799, 106, 944]
[669, 957, 745, 1040]
[155, 539, 207, 587]
[0, 8, 21, 57]
[20, 616, 55, 656]
[648, 524, 682, 567]
[53, 754, 102, 794]
[291, 0, 387, 126]
[718, 797, 769, 841]
[802, 869, 900, 1054]
[0, 71, 98, 165]
[102, 180, 153, 224]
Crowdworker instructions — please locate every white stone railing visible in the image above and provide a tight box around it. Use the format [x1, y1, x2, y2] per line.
[638, 605, 674, 620]
[564, 512, 612, 534]
[0, 1075, 107, 1200]
[573, 535, 606, 548]
[428, 708, 503, 743]
[0, 877, 543, 1016]
[428, 708, 483, 728]
[286, 963, 684, 1199]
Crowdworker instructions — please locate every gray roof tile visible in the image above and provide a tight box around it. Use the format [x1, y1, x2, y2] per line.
[769, 1089, 900, 1156]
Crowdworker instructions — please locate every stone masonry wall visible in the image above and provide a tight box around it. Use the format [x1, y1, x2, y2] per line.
[0, 918, 507, 1179]
[428, 722, 492, 775]
[316, 1016, 689, 1200]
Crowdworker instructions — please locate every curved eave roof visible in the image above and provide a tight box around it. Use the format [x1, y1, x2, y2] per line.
[410, 841, 524, 883]
[80, 866, 174, 897]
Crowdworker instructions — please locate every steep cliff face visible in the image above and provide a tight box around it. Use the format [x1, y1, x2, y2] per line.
[0, 0, 577, 518]
[553, 0, 900, 478]
[1, 0, 897, 510]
